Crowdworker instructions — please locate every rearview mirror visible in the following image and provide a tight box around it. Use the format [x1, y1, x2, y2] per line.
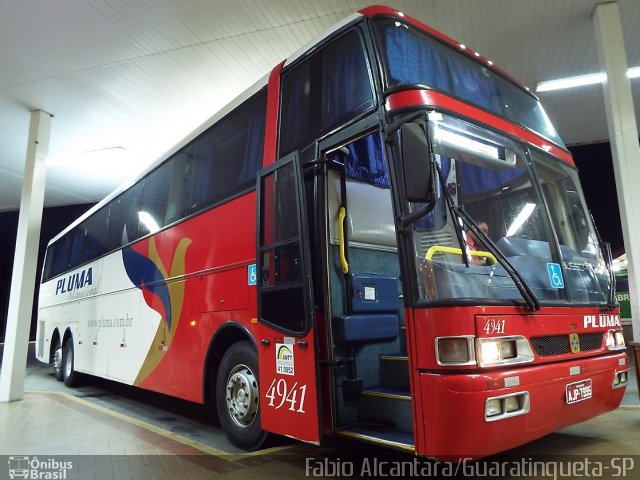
[400, 123, 433, 203]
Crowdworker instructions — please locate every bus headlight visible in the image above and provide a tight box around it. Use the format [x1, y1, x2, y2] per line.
[606, 330, 626, 350]
[476, 336, 534, 367]
[435, 336, 476, 365]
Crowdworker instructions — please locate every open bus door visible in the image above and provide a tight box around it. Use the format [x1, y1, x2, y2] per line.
[256, 153, 321, 444]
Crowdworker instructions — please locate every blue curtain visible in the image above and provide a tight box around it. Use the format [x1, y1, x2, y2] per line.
[280, 64, 308, 155]
[384, 25, 453, 91]
[337, 133, 389, 188]
[460, 163, 525, 197]
[238, 109, 266, 184]
[322, 31, 374, 129]
[379, 21, 566, 147]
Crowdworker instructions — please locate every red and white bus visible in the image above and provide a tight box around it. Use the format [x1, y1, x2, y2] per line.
[36, 5, 629, 458]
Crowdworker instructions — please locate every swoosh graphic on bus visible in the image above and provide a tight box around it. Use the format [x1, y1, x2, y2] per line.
[123, 236, 192, 386]
[122, 245, 173, 330]
[122, 237, 191, 332]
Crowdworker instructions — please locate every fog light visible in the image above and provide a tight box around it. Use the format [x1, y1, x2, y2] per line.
[486, 398, 502, 417]
[606, 331, 616, 348]
[607, 330, 627, 350]
[504, 396, 520, 413]
[613, 371, 629, 389]
[485, 392, 530, 421]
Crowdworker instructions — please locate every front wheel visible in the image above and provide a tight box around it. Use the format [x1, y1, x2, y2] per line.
[216, 341, 269, 450]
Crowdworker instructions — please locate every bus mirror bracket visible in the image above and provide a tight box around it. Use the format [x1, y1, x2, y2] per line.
[400, 123, 433, 204]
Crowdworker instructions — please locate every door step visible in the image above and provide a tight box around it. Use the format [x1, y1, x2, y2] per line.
[359, 387, 412, 432]
[361, 386, 410, 401]
[335, 425, 415, 452]
[380, 355, 409, 390]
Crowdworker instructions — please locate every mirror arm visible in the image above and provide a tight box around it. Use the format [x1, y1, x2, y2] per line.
[385, 110, 426, 137]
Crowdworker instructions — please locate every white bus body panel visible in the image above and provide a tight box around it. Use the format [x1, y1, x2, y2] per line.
[36, 250, 162, 385]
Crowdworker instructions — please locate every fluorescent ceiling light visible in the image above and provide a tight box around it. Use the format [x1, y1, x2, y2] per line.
[434, 126, 500, 159]
[536, 66, 640, 92]
[138, 211, 160, 233]
[47, 147, 145, 182]
[506, 203, 536, 236]
[628, 66, 640, 79]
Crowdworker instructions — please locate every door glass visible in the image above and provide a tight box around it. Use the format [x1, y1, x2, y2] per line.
[258, 157, 311, 335]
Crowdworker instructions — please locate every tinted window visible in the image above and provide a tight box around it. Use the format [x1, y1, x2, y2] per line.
[188, 90, 266, 211]
[80, 207, 109, 264]
[42, 89, 267, 282]
[259, 158, 308, 335]
[106, 183, 142, 251]
[280, 29, 375, 155]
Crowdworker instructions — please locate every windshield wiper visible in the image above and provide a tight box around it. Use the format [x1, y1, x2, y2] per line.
[433, 162, 541, 311]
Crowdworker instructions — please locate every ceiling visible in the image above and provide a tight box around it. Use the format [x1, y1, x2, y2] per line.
[1, 0, 639, 212]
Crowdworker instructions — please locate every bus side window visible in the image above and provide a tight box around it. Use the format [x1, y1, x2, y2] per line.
[141, 160, 176, 233]
[164, 153, 190, 225]
[106, 183, 142, 251]
[280, 28, 375, 156]
[187, 89, 266, 213]
[80, 207, 108, 263]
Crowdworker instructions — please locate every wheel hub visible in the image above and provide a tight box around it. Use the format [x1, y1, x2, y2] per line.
[225, 364, 259, 428]
[63, 346, 73, 378]
[54, 346, 62, 375]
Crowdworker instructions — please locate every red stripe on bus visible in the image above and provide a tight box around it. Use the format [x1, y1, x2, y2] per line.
[264, 61, 284, 167]
[385, 89, 574, 165]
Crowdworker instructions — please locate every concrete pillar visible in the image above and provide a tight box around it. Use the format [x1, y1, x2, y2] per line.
[593, 2, 640, 341]
[0, 110, 52, 402]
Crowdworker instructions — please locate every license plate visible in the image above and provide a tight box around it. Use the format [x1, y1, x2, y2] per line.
[566, 379, 592, 404]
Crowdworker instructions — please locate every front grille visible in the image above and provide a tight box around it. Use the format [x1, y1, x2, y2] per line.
[579, 332, 605, 351]
[531, 333, 603, 357]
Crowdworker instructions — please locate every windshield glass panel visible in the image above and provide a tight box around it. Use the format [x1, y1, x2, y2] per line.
[412, 114, 610, 306]
[373, 18, 565, 148]
[532, 152, 610, 303]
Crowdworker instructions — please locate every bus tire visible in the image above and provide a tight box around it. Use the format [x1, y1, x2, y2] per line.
[216, 341, 268, 451]
[53, 338, 63, 381]
[62, 340, 80, 387]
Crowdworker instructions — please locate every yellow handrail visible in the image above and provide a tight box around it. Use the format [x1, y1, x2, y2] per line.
[338, 207, 349, 274]
[425, 245, 496, 264]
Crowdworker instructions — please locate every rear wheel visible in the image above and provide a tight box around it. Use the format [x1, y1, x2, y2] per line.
[216, 341, 268, 450]
[53, 338, 63, 381]
[62, 340, 80, 387]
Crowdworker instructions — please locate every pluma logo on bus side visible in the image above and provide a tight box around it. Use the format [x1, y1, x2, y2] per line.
[55, 267, 93, 295]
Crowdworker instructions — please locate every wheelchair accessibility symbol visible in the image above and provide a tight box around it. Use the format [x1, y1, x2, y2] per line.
[546, 263, 564, 289]
[248, 264, 257, 286]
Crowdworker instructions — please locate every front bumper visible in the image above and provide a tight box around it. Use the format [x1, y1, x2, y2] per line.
[418, 352, 628, 459]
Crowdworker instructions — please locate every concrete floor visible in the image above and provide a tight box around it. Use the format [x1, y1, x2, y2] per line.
[0, 342, 638, 479]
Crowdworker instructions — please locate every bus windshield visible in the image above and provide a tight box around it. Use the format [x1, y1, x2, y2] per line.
[412, 113, 611, 306]
[374, 18, 565, 148]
